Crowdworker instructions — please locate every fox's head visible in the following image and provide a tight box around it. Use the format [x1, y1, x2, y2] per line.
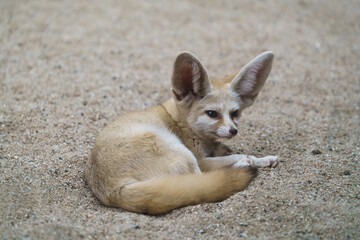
[171, 51, 274, 140]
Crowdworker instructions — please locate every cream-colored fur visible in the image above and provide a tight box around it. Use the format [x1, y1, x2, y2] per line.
[85, 51, 278, 214]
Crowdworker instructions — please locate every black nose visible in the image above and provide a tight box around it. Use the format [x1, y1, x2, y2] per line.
[229, 128, 238, 136]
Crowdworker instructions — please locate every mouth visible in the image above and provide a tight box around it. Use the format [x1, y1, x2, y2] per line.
[210, 132, 234, 139]
[221, 135, 234, 140]
[209, 132, 220, 139]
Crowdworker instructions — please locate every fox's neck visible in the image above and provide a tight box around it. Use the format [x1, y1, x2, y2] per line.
[162, 99, 215, 156]
[162, 99, 185, 125]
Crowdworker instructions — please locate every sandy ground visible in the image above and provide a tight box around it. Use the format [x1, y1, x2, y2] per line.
[1, 0, 359, 239]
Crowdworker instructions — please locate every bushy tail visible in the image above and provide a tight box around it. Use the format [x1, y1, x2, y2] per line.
[107, 167, 257, 215]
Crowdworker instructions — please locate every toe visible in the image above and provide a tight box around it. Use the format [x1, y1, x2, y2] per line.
[269, 156, 279, 168]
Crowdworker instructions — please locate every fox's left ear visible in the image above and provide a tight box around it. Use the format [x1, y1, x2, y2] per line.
[230, 51, 274, 108]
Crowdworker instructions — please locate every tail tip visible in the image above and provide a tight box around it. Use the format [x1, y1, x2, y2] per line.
[246, 166, 258, 178]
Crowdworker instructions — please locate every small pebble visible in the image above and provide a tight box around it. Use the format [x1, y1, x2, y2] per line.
[237, 231, 247, 238]
[343, 170, 350, 175]
[215, 215, 221, 219]
[312, 149, 322, 155]
[199, 229, 205, 234]
[130, 224, 140, 230]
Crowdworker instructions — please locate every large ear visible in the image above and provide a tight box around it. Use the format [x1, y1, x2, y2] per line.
[171, 52, 212, 102]
[230, 51, 274, 108]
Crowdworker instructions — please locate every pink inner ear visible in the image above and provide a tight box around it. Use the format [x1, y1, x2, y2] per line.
[179, 63, 194, 95]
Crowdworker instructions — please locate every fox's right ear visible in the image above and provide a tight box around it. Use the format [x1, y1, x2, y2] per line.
[230, 51, 274, 108]
[171, 52, 212, 103]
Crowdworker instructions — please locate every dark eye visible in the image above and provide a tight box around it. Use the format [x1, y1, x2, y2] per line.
[231, 110, 239, 118]
[205, 110, 219, 118]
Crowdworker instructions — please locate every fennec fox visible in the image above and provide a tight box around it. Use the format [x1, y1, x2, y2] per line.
[85, 51, 278, 214]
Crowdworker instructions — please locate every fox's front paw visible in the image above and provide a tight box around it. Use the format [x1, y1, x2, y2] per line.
[232, 155, 279, 168]
[253, 156, 278, 168]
